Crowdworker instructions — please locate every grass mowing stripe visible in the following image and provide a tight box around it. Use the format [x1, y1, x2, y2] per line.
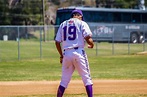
[0, 55, 146, 81]
[90, 55, 147, 79]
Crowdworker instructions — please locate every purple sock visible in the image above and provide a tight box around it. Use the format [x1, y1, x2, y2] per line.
[86, 85, 93, 97]
[57, 85, 65, 97]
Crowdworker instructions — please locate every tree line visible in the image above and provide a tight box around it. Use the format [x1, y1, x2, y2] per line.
[95, 0, 146, 8]
[0, 0, 44, 25]
[0, 0, 146, 25]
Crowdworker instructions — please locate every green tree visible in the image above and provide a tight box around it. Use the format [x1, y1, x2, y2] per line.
[11, 0, 44, 25]
[0, 0, 11, 25]
[51, 0, 60, 5]
[0, 0, 48, 25]
[95, 0, 144, 8]
[115, 0, 137, 8]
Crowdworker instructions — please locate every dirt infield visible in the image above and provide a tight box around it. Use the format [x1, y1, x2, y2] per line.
[0, 80, 147, 96]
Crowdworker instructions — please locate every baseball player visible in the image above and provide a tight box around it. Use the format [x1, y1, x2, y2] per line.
[55, 9, 94, 97]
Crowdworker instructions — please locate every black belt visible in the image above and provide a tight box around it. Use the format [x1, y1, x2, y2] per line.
[74, 47, 78, 50]
[64, 47, 79, 51]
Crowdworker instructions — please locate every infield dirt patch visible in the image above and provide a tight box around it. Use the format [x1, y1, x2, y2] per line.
[136, 51, 147, 55]
[0, 80, 147, 96]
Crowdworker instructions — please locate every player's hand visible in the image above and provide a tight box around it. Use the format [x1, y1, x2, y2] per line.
[88, 45, 93, 48]
[60, 57, 63, 64]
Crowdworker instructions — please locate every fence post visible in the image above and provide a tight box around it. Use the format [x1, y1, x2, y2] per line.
[96, 42, 98, 56]
[128, 33, 130, 55]
[143, 31, 146, 51]
[112, 29, 114, 55]
[17, 26, 20, 60]
[96, 26, 98, 56]
[40, 27, 42, 59]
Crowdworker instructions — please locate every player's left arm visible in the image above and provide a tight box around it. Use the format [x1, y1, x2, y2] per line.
[55, 41, 63, 63]
[85, 35, 94, 48]
[82, 22, 94, 48]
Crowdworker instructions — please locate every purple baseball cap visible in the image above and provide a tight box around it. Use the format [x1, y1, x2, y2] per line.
[71, 9, 84, 20]
[71, 9, 83, 16]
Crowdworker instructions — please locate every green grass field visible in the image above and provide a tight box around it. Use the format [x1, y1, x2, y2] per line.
[0, 41, 147, 81]
[0, 54, 146, 81]
[0, 41, 147, 61]
[0, 41, 147, 97]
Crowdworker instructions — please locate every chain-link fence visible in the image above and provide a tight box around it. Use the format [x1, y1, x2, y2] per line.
[0, 25, 55, 61]
[89, 24, 147, 56]
[0, 25, 146, 61]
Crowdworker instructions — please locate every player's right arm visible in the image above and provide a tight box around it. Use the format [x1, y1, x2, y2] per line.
[55, 41, 63, 63]
[55, 24, 64, 63]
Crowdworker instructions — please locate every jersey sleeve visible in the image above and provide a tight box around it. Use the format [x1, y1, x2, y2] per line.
[55, 24, 63, 43]
[81, 21, 92, 38]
